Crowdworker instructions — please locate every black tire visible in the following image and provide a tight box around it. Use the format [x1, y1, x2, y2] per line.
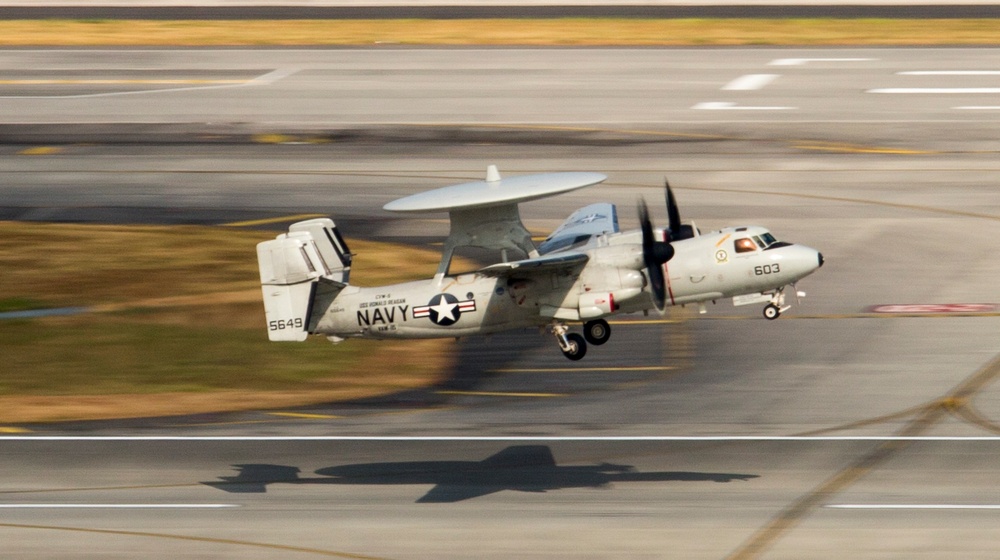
[584, 319, 611, 346]
[561, 333, 587, 361]
[763, 304, 780, 320]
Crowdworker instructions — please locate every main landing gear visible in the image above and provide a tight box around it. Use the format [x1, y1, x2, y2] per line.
[551, 319, 611, 361]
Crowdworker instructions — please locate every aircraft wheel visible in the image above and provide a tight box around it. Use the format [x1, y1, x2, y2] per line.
[763, 304, 781, 320]
[584, 319, 611, 346]
[561, 333, 587, 361]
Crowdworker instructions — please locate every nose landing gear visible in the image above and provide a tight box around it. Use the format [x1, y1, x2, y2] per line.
[763, 284, 806, 320]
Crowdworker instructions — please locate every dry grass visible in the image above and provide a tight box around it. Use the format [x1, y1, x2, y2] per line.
[0, 222, 466, 423]
[0, 222, 448, 310]
[0, 19, 997, 46]
[0, 338, 449, 423]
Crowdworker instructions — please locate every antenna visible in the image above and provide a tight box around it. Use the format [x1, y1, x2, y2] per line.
[486, 165, 501, 183]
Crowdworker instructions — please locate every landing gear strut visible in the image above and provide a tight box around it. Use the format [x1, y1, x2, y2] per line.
[551, 322, 587, 361]
[763, 285, 798, 320]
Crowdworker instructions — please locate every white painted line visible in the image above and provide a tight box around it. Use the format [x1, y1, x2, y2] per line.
[4, 436, 1000, 442]
[770, 58, 874, 66]
[899, 71, 1000, 76]
[246, 67, 301, 86]
[0, 504, 238, 509]
[869, 88, 1000, 94]
[722, 74, 779, 91]
[692, 101, 794, 111]
[956, 106, 1000, 110]
[0, 69, 297, 100]
[828, 504, 1000, 510]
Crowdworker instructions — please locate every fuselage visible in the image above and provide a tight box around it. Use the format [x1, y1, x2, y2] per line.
[312, 225, 822, 341]
[660, 225, 823, 306]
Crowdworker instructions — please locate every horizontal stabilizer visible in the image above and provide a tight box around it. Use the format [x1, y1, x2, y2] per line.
[538, 202, 619, 255]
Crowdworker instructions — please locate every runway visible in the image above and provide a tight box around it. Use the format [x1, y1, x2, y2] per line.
[3, 47, 1000, 558]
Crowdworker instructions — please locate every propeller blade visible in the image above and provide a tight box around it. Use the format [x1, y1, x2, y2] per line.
[666, 178, 682, 241]
[665, 178, 697, 241]
[637, 197, 673, 312]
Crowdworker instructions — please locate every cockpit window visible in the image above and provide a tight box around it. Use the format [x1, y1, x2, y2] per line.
[734, 238, 757, 253]
[759, 232, 777, 247]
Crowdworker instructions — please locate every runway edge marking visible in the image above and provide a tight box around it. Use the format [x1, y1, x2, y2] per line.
[5, 436, 1000, 442]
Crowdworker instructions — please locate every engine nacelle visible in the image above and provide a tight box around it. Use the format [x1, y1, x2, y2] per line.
[579, 288, 642, 319]
[589, 244, 644, 270]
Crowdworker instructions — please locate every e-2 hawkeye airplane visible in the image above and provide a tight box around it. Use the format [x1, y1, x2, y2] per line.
[256, 166, 823, 360]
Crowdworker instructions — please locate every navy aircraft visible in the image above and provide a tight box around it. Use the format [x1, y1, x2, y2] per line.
[257, 167, 823, 360]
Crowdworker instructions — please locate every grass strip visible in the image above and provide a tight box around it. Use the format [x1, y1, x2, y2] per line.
[0, 18, 998, 46]
[0, 222, 461, 423]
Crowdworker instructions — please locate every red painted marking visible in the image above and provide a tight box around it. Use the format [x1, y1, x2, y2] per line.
[664, 263, 675, 306]
[869, 303, 998, 314]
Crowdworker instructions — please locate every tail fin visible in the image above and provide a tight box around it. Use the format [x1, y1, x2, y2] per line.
[288, 218, 352, 284]
[256, 218, 350, 342]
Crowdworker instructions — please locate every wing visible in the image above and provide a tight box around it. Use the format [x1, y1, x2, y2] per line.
[537, 202, 619, 255]
[477, 251, 588, 277]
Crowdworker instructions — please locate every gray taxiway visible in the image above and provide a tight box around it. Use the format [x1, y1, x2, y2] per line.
[2, 47, 1000, 558]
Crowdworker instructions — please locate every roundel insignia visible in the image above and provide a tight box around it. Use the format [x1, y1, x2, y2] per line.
[412, 293, 478, 326]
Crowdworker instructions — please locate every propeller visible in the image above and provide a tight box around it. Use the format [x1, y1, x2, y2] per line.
[638, 198, 675, 312]
[665, 179, 697, 241]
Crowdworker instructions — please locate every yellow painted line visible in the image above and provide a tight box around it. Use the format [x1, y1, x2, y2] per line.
[793, 141, 935, 155]
[0, 427, 30, 434]
[267, 412, 342, 420]
[165, 420, 273, 428]
[0, 79, 248, 85]
[0, 522, 389, 560]
[608, 319, 682, 325]
[726, 352, 1000, 560]
[715, 233, 732, 247]
[493, 366, 674, 373]
[436, 390, 564, 398]
[17, 146, 61, 156]
[252, 133, 296, 144]
[221, 213, 325, 227]
[703, 312, 1000, 320]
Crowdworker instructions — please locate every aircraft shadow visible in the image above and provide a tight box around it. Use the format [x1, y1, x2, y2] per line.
[203, 445, 758, 503]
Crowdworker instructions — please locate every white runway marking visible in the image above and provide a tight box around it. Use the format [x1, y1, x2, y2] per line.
[899, 71, 1000, 76]
[692, 101, 794, 111]
[0, 504, 238, 509]
[869, 88, 1000, 94]
[0, 68, 299, 100]
[828, 504, 1000, 510]
[4, 436, 1000, 442]
[721, 74, 779, 91]
[769, 58, 874, 66]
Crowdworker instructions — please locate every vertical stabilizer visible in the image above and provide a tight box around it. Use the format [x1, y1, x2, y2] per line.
[257, 218, 348, 342]
[289, 218, 352, 283]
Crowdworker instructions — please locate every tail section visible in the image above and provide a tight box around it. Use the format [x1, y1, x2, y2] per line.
[288, 218, 352, 284]
[256, 218, 350, 342]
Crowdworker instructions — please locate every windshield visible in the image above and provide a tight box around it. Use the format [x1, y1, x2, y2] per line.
[758, 232, 777, 248]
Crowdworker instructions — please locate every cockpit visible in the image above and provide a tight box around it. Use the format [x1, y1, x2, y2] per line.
[733, 230, 788, 253]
